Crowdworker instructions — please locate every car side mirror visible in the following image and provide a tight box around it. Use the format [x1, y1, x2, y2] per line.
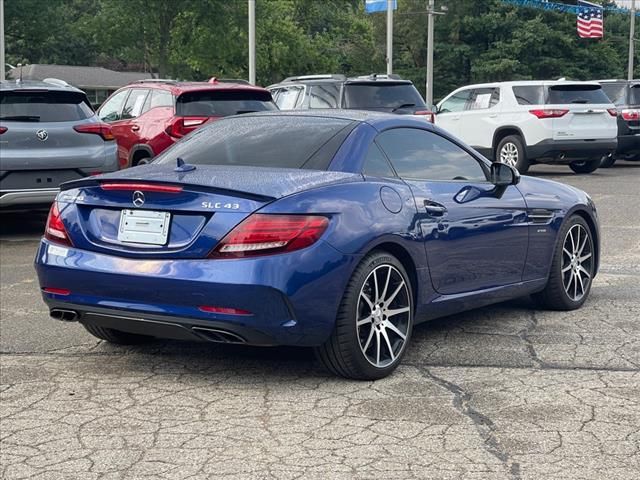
[490, 162, 520, 186]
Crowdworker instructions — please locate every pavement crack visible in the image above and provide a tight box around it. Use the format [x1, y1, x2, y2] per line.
[419, 367, 521, 480]
[517, 310, 545, 369]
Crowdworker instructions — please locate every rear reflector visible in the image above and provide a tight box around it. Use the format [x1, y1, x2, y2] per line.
[621, 109, 640, 121]
[0, 126, 7, 134]
[100, 183, 183, 193]
[44, 202, 73, 247]
[43, 287, 71, 296]
[198, 306, 252, 316]
[74, 123, 115, 141]
[529, 109, 569, 119]
[211, 214, 329, 258]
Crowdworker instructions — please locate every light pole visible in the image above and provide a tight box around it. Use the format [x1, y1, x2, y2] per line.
[426, 0, 434, 105]
[386, 0, 393, 75]
[248, 0, 256, 85]
[629, 0, 636, 80]
[0, 0, 5, 81]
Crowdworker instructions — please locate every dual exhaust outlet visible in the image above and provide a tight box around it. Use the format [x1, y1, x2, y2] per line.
[50, 309, 78, 322]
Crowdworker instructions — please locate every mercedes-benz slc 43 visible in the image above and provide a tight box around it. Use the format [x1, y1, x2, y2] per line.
[35, 111, 599, 380]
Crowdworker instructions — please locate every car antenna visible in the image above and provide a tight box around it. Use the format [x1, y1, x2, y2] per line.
[174, 157, 196, 172]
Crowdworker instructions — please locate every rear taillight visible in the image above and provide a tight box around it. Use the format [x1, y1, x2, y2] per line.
[44, 202, 73, 247]
[74, 123, 115, 141]
[529, 109, 569, 119]
[210, 214, 329, 258]
[165, 116, 212, 139]
[621, 109, 640, 121]
[414, 110, 435, 123]
[0, 126, 7, 134]
[607, 108, 619, 117]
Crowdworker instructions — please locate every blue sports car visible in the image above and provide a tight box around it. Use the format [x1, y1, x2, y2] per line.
[35, 111, 599, 379]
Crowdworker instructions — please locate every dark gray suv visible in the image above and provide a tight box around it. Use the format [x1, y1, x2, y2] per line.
[267, 74, 434, 122]
[599, 79, 640, 167]
[0, 79, 118, 209]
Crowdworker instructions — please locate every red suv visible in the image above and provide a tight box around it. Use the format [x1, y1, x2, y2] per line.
[97, 78, 277, 168]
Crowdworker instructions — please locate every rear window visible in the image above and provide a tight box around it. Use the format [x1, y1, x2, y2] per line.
[0, 91, 94, 122]
[512, 86, 544, 105]
[630, 85, 640, 105]
[547, 84, 610, 105]
[601, 83, 628, 106]
[154, 115, 356, 170]
[176, 90, 277, 117]
[343, 83, 426, 109]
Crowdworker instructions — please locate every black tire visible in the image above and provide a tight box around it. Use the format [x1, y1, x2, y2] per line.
[133, 156, 151, 166]
[83, 323, 153, 344]
[496, 135, 529, 174]
[532, 215, 595, 311]
[314, 251, 414, 380]
[569, 159, 600, 174]
[599, 155, 616, 168]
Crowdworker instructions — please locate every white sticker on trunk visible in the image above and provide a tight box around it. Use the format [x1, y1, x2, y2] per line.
[48, 245, 69, 258]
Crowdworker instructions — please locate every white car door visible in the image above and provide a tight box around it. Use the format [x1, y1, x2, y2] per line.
[435, 88, 473, 137]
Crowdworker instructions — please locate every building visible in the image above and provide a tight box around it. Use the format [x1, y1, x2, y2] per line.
[6, 64, 154, 106]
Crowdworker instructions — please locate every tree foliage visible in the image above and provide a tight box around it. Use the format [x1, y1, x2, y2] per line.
[4, 0, 637, 99]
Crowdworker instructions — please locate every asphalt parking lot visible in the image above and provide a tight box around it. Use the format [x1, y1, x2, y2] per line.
[1, 163, 639, 480]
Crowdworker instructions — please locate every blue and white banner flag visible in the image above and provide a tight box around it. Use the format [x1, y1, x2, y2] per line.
[365, 0, 397, 14]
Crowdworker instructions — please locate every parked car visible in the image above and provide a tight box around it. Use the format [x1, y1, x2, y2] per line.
[36, 111, 599, 380]
[598, 79, 639, 167]
[268, 74, 435, 122]
[0, 79, 118, 210]
[97, 78, 277, 168]
[435, 80, 618, 174]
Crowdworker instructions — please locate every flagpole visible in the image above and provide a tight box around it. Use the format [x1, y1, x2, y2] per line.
[248, 0, 256, 85]
[629, 0, 636, 80]
[0, 0, 5, 81]
[386, 0, 393, 75]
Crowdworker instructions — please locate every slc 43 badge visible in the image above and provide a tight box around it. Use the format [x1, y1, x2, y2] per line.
[202, 201, 240, 210]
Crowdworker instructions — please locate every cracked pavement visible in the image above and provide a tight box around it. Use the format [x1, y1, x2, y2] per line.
[1, 163, 639, 479]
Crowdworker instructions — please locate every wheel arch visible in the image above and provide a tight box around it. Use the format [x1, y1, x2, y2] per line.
[492, 126, 526, 158]
[128, 144, 155, 166]
[366, 240, 420, 308]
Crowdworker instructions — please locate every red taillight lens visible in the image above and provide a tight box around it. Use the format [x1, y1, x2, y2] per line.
[100, 183, 183, 193]
[529, 109, 569, 119]
[621, 109, 640, 121]
[210, 214, 329, 258]
[165, 116, 211, 139]
[198, 306, 252, 316]
[0, 126, 7, 134]
[43, 287, 71, 296]
[607, 108, 619, 117]
[44, 202, 73, 247]
[74, 123, 115, 141]
[414, 111, 435, 123]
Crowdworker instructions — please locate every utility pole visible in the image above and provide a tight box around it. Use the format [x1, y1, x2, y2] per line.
[386, 0, 393, 75]
[629, 0, 636, 80]
[0, 0, 5, 81]
[426, 0, 434, 106]
[248, 0, 256, 85]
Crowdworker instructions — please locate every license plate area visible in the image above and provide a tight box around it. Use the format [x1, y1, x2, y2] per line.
[118, 209, 171, 245]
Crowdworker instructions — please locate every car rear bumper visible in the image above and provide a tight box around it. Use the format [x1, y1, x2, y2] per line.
[526, 138, 617, 163]
[0, 188, 58, 208]
[35, 239, 359, 347]
[615, 134, 640, 157]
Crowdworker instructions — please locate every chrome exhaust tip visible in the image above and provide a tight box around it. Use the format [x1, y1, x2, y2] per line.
[50, 309, 79, 322]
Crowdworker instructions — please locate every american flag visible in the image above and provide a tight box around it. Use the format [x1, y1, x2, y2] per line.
[577, 1, 604, 39]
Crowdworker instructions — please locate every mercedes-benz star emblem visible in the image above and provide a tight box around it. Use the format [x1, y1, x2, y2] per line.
[132, 191, 145, 207]
[36, 129, 49, 141]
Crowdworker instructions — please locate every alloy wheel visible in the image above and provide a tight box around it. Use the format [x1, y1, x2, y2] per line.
[499, 142, 518, 167]
[562, 224, 594, 302]
[356, 265, 411, 368]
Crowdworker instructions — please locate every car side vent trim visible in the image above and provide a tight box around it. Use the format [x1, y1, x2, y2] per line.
[528, 209, 555, 224]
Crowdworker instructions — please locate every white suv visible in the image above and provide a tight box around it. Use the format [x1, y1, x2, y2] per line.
[435, 80, 618, 173]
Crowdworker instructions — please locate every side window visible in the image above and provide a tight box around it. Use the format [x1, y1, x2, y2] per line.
[467, 87, 500, 110]
[438, 89, 472, 113]
[309, 84, 339, 108]
[121, 89, 150, 120]
[98, 89, 129, 122]
[148, 90, 174, 110]
[274, 87, 302, 110]
[512, 86, 544, 105]
[363, 143, 395, 178]
[376, 128, 487, 182]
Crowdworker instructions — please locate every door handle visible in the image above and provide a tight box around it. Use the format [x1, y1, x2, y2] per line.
[131, 125, 140, 132]
[488, 114, 498, 118]
[424, 200, 447, 216]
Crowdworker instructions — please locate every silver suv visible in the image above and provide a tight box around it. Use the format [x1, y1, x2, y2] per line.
[0, 79, 118, 209]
